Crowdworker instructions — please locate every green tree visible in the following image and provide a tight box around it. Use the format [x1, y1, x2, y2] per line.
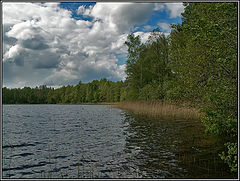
[169, 2, 238, 172]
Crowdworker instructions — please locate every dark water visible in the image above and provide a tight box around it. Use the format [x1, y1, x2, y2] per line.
[2, 105, 235, 178]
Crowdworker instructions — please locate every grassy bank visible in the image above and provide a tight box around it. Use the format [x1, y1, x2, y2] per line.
[114, 100, 202, 120]
[56, 102, 119, 105]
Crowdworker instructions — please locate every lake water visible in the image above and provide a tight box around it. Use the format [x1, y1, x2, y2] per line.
[2, 105, 235, 178]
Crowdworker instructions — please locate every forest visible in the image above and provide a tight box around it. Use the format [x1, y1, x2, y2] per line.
[2, 3, 238, 172]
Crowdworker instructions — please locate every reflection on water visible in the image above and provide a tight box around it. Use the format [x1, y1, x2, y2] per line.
[2, 105, 235, 178]
[123, 113, 235, 178]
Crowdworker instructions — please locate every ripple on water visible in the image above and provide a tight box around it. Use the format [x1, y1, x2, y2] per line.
[3, 143, 36, 149]
[2, 105, 235, 179]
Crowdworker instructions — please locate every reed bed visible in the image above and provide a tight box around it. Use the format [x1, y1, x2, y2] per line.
[115, 100, 202, 120]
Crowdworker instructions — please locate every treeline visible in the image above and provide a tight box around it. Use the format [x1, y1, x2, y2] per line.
[2, 3, 237, 172]
[3, 79, 125, 104]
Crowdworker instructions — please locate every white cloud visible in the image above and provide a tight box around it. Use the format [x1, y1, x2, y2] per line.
[3, 2, 129, 87]
[154, 3, 165, 11]
[158, 22, 171, 32]
[4, 44, 22, 60]
[110, 34, 128, 52]
[3, 2, 183, 88]
[165, 3, 184, 18]
[143, 25, 153, 31]
[154, 2, 184, 18]
[77, 5, 85, 15]
[77, 5, 94, 16]
[134, 31, 152, 43]
[82, 3, 155, 33]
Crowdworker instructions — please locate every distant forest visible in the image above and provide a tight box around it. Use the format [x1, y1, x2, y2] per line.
[2, 3, 237, 172]
[3, 79, 124, 104]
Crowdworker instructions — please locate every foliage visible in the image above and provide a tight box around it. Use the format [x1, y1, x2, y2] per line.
[2, 79, 124, 104]
[124, 29, 171, 100]
[170, 2, 238, 172]
[219, 142, 238, 172]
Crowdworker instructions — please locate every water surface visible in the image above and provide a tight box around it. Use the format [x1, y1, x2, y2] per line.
[2, 104, 234, 178]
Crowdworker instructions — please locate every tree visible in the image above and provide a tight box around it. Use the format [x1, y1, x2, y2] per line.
[124, 34, 144, 93]
[169, 2, 237, 172]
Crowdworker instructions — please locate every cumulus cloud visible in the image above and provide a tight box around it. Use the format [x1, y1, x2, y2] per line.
[77, 5, 86, 15]
[154, 3, 184, 18]
[143, 25, 154, 31]
[154, 3, 165, 11]
[79, 3, 155, 33]
[164, 3, 185, 18]
[3, 2, 183, 88]
[21, 35, 49, 50]
[77, 5, 94, 16]
[158, 22, 171, 33]
[134, 31, 152, 44]
[3, 2, 127, 87]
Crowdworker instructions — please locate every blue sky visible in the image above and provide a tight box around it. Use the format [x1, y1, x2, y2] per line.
[3, 2, 184, 88]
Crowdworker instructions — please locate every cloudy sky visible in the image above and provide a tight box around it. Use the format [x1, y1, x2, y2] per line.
[2, 2, 184, 88]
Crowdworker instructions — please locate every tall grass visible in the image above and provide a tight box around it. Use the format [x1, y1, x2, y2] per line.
[115, 100, 202, 120]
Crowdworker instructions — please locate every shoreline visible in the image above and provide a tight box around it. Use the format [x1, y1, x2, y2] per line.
[114, 101, 202, 121]
[57, 102, 119, 105]
[3, 101, 202, 120]
[3, 102, 119, 105]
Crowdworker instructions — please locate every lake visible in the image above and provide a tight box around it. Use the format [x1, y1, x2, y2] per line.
[2, 104, 235, 178]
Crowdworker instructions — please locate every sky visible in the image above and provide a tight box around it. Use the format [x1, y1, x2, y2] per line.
[2, 2, 185, 88]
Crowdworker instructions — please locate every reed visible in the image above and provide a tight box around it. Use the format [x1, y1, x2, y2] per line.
[114, 100, 202, 120]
